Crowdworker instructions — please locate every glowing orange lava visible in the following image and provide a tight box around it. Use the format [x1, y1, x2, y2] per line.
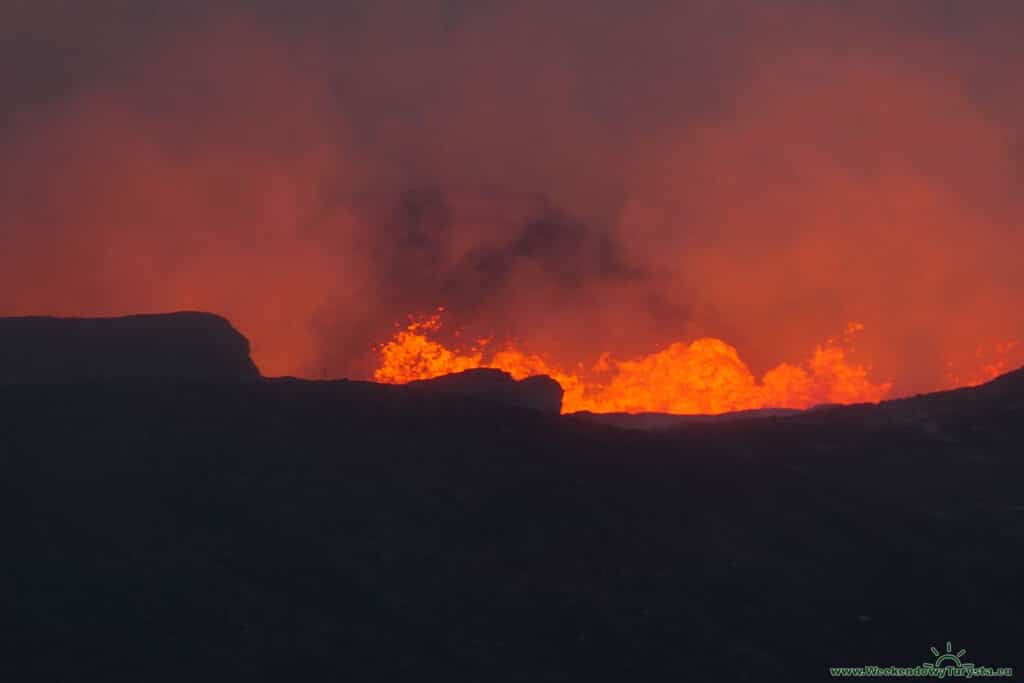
[945, 341, 1022, 388]
[374, 312, 894, 414]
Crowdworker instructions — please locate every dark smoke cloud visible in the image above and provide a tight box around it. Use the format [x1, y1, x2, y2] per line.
[315, 185, 661, 378]
[2, 0, 1024, 392]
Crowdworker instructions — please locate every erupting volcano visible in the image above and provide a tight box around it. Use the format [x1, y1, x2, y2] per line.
[374, 311, 894, 414]
[7, 1, 1024, 679]
[3, 2, 1024, 413]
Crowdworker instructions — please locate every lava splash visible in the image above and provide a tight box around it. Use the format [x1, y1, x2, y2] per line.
[374, 312, 893, 414]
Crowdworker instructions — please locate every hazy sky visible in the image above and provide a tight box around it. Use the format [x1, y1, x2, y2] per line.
[3, 0, 1023, 391]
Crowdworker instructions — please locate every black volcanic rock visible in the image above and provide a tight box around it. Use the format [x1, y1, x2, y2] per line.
[3, 322, 1024, 681]
[0, 312, 260, 383]
[970, 365, 1024, 399]
[405, 367, 563, 414]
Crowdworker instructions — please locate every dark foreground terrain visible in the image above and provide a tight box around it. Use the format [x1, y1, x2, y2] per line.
[2, 314, 1023, 681]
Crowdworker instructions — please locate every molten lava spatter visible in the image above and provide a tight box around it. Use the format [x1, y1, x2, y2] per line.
[945, 340, 1022, 388]
[374, 312, 894, 414]
[373, 311, 485, 383]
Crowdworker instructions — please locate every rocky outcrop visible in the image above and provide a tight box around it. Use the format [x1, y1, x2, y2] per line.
[0, 312, 260, 383]
[405, 368, 563, 414]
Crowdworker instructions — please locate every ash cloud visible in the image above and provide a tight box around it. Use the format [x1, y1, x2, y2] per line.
[2, 0, 1024, 392]
[316, 185, 663, 378]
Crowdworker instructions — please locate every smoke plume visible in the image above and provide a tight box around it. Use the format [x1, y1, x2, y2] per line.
[2, 1, 1023, 396]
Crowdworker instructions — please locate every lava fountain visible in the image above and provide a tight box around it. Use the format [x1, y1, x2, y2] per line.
[374, 311, 894, 414]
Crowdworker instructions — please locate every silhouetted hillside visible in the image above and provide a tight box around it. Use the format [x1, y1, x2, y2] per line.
[0, 312, 259, 383]
[2, 315, 1022, 681]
